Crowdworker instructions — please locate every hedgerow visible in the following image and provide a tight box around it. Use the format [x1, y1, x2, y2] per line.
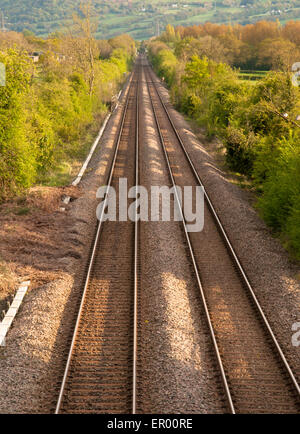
[148, 37, 300, 259]
[0, 35, 135, 199]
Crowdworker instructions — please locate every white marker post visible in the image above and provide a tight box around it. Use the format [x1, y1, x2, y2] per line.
[0, 281, 30, 347]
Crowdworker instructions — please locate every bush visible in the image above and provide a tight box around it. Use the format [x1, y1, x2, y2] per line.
[257, 134, 300, 257]
[0, 50, 35, 196]
[149, 38, 300, 259]
[148, 43, 178, 87]
[224, 125, 257, 173]
[286, 200, 300, 260]
[0, 36, 135, 199]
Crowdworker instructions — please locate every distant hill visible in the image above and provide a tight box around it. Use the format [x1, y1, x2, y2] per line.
[0, 0, 299, 40]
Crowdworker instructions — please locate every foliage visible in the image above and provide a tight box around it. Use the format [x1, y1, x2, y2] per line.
[0, 32, 135, 199]
[0, 50, 34, 195]
[149, 33, 300, 258]
[173, 20, 300, 71]
[257, 134, 300, 259]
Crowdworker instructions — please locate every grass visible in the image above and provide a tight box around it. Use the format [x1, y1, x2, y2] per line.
[0, 199, 36, 216]
[15, 207, 31, 216]
[37, 161, 76, 187]
[36, 108, 109, 187]
[177, 11, 216, 25]
[229, 172, 255, 191]
[11, 0, 298, 40]
[0, 255, 17, 299]
[238, 70, 267, 82]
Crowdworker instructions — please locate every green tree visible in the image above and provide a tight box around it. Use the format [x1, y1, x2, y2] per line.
[0, 50, 35, 196]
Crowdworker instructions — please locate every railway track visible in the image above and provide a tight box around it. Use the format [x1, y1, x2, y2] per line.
[143, 60, 300, 413]
[55, 56, 300, 414]
[55, 65, 141, 414]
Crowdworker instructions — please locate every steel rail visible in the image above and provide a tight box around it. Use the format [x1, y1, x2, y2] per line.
[55, 68, 138, 414]
[146, 63, 300, 399]
[144, 65, 236, 414]
[132, 64, 140, 415]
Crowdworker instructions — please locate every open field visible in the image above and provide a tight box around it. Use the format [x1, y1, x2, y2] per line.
[1, 0, 300, 39]
[238, 70, 267, 81]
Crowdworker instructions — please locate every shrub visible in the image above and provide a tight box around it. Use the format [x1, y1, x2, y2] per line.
[150, 38, 300, 258]
[0, 37, 135, 199]
[0, 50, 35, 197]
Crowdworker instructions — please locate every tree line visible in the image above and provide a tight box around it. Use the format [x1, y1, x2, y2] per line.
[161, 21, 300, 71]
[148, 22, 300, 260]
[0, 10, 136, 199]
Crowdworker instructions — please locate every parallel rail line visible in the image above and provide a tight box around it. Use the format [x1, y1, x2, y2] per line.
[55, 57, 300, 414]
[144, 61, 300, 414]
[55, 65, 140, 414]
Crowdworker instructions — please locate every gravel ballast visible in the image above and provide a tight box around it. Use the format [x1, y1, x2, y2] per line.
[0, 76, 132, 413]
[153, 75, 300, 383]
[138, 67, 225, 413]
[0, 64, 299, 414]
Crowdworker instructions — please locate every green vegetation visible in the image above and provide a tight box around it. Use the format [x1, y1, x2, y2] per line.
[0, 0, 300, 40]
[239, 70, 267, 81]
[148, 22, 300, 259]
[0, 19, 136, 198]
